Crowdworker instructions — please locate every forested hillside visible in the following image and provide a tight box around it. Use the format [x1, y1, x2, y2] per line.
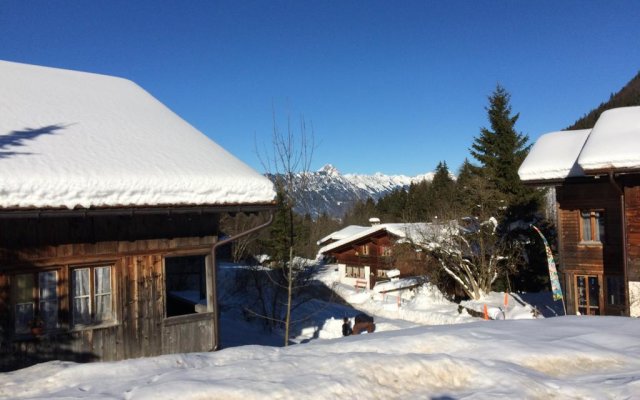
[568, 70, 640, 130]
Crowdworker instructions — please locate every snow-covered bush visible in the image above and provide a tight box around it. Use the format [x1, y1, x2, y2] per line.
[423, 217, 523, 300]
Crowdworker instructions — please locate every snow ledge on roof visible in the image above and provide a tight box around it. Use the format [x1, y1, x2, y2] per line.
[577, 106, 640, 172]
[518, 129, 591, 182]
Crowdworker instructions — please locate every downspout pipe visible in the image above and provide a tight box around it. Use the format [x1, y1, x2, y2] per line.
[210, 211, 274, 351]
[608, 171, 630, 316]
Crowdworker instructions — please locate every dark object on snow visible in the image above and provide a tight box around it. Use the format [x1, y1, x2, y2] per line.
[352, 313, 375, 335]
[342, 317, 353, 336]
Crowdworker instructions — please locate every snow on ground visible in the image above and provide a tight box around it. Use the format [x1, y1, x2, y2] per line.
[2, 317, 640, 399]
[313, 264, 542, 329]
[3, 262, 638, 399]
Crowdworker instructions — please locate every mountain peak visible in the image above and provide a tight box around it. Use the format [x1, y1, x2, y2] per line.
[319, 164, 340, 176]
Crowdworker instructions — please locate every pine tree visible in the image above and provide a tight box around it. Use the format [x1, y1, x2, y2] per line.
[469, 85, 540, 218]
[454, 158, 476, 212]
[377, 188, 410, 221]
[428, 161, 456, 219]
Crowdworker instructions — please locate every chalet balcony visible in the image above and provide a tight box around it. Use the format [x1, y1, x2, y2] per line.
[338, 255, 395, 269]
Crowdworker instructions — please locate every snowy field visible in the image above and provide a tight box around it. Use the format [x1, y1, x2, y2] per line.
[2, 318, 640, 399]
[2, 263, 640, 399]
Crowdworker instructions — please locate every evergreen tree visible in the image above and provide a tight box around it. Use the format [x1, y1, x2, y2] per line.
[469, 85, 541, 218]
[342, 198, 378, 226]
[428, 161, 456, 219]
[406, 180, 430, 221]
[454, 158, 477, 213]
[376, 188, 409, 221]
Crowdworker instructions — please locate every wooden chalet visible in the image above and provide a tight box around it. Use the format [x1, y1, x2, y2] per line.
[318, 221, 443, 289]
[0, 61, 276, 370]
[519, 106, 640, 317]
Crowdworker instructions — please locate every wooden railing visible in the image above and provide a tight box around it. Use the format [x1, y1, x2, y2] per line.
[337, 255, 394, 269]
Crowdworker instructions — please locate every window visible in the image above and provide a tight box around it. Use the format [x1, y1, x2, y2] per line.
[12, 270, 59, 334]
[381, 246, 392, 257]
[71, 265, 114, 327]
[361, 245, 370, 256]
[580, 210, 605, 243]
[165, 255, 208, 317]
[346, 265, 365, 279]
[606, 276, 625, 306]
[575, 275, 601, 315]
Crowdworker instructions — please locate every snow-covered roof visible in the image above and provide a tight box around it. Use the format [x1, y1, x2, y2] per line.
[0, 60, 276, 210]
[578, 106, 640, 172]
[316, 225, 369, 246]
[518, 129, 590, 182]
[318, 222, 452, 254]
[520, 106, 640, 183]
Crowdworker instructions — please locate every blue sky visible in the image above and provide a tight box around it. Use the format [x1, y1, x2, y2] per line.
[1, 1, 639, 176]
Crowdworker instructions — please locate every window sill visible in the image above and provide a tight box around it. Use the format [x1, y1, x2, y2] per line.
[164, 312, 214, 326]
[71, 321, 118, 332]
[578, 241, 603, 247]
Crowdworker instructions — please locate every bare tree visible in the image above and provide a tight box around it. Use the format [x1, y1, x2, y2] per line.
[219, 213, 268, 263]
[418, 175, 525, 300]
[254, 108, 316, 345]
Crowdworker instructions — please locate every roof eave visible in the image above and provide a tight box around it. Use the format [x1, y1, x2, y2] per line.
[0, 202, 277, 219]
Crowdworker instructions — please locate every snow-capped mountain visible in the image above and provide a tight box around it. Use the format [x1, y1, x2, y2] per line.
[276, 164, 436, 219]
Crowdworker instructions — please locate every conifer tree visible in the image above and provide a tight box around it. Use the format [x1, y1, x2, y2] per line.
[469, 85, 540, 218]
[454, 158, 476, 212]
[428, 161, 456, 219]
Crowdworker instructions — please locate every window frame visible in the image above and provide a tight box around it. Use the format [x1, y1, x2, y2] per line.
[579, 209, 605, 244]
[11, 268, 61, 336]
[69, 263, 116, 330]
[164, 253, 212, 320]
[345, 265, 365, 279]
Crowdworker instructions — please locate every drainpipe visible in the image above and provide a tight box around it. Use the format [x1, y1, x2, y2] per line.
[210, 211, 274, 351]
[608, 172, 630, 316]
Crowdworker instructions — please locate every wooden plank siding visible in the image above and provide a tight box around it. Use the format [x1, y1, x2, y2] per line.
[624, 184, 640, 282]
[556, 181, 625, 315]
[0, 212, 220, 371]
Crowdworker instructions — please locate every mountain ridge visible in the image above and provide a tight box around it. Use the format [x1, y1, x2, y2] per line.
[279, 164, 437, 219]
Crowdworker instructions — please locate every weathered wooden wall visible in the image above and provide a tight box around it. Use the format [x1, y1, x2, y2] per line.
[624, 184, 640, 282]
[556, 180, 624, 315]
[0, 212, 219, 371]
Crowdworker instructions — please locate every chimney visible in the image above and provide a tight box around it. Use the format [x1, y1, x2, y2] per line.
[369, 217, 381, 226]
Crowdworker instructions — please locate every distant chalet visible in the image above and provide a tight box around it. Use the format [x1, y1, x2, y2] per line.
[318, 220, 452, 290]
[0, 60, 276, 370]
[519, 106, 640, 317]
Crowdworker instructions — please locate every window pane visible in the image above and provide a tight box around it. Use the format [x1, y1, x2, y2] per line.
[588, 276, 600, 307]
[94, 266, 111, 295]
[73, 297, 91, 325]
[72, 269, 91, 325]
[39, 271, 57, 300]
[93, 266, 112, 322]
[39, 271, 58, 330]
[14, 274, 34, 303]
[597, 211, 605, 242]
[606, 276, 625, 306]
[95, 294, 112, 322]
[581, 212, 592, 241]
[40, 300, 58, 330]
[73, 268, 90, 297]
[576, 276, 587, 306]
[15, 303, 34, 334]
